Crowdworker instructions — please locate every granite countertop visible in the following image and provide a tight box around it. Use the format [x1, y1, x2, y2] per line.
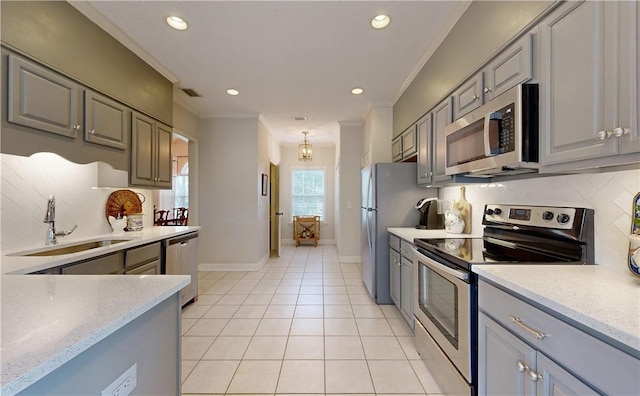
[387, 227, 482, 243]
[2, 226, 201, 275]
[0, 274, 190, 395]
[474, 265, 640, 354]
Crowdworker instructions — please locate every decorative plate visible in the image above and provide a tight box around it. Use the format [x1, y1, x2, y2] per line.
[105, 190, 145, 220]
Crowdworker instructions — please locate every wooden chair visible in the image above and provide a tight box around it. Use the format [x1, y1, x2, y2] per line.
[175, 207, 188, 226]
[293, 216, 320, 247]
[153, 209, 170, 226]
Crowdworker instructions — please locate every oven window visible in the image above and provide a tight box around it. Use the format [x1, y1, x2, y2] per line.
[418, 261, 459, 349]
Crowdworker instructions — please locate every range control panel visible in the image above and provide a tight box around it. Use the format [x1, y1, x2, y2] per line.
[484, 205, 576, 229]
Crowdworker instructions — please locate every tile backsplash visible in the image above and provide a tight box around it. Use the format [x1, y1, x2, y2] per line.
[440, 170, 640, 270]
[1, 153, 154, 252]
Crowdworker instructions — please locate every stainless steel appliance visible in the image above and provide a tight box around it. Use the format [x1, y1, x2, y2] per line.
[361, 162, 435, 304]
[412, 204, 594, 395]
[445, 84, 539, 177]
[415, 197, 444, 229]
[164, 232, 199, 307]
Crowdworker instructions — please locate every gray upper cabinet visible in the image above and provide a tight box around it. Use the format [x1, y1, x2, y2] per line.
[484, 34, 533, 100]
[393, 124, 417, 162]
[431, 98, 453, 184]
[131, 111, 172, 188]
[416, 113, 432, 185]
[7, 54, 80, 138]
[540, 1, 640, 168]
[452, 72, 484, 120]
[84, 89, 128, 150]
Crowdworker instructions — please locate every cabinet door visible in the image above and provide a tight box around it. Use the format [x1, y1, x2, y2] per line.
[61, 252, 124, 275]
[431, 98, 453, 184]
[485, 34, 533, 100]
[452, 72, 483, 120]
[155, 122, 173, 188]
[389, 248, 401, 307]
[618, 1, 640, 155]
[536, 353, 600, 396]
[84, 90, 128, 149]
[417, 113, 432, 185]
[131, 112, 156, 186]
[7, 54, 80, 138]
[392, 136, 403, 162]
[539, 1, 618, 164]
[400, 256, 413, 327]
[402, 125, 417, 158]
[478, 312, 536, 396]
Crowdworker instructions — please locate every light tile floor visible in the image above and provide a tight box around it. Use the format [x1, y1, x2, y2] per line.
[181, 244, 444, 395]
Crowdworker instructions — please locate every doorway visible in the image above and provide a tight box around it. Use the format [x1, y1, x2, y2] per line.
[269, 162, 282, 257]
[155, 133, 189, 221]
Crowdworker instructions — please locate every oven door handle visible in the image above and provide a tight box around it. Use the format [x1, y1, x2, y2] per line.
[412, 247, 469, 281]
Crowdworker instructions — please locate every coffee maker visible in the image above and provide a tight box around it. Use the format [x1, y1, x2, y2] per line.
[415, 197, 444, 229]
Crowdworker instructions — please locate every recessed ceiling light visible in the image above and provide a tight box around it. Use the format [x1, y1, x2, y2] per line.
[351, 87, 364, 95]
[226, 88, 240, 96]
[371, 14, 390, 29]
[166, 16, 188, 31]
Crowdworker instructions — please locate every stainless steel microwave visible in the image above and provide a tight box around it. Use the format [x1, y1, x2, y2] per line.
[444, 84, 538, 177]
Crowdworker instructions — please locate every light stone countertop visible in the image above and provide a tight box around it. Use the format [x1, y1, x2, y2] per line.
[387, 227, 482, 243]
[1, 226, 201, 275]
[0, 274, 190, 395]
[474, 265, 640, 354]
[0, 226, 199, 395]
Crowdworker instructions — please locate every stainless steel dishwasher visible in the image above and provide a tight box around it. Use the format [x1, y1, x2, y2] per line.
[164, 232, 199, 307]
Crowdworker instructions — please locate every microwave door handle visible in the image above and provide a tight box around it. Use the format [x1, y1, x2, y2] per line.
[483, 115, 493, 157]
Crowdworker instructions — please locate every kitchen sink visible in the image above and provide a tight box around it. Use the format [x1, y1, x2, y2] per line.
[8, 238, 133, 257]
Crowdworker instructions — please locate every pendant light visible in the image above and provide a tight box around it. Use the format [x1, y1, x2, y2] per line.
[298, 131, 313, 161]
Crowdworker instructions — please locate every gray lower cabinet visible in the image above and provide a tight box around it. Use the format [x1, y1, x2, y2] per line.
[84, 89, 128, 150]
[539, 1, 640, 169]
[7, 53, 80, 138]
[60, 252, 124, 275]
[479, 280, 640, 396]
[124, 241, 162, 274]
[130, 111, 172, 188]
[389, 234, 415, 330]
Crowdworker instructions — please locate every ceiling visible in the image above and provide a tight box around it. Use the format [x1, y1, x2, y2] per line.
[71, 1, 469, 145]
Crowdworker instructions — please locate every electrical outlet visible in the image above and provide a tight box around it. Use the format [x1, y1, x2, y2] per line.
[101, 363, 137, 396]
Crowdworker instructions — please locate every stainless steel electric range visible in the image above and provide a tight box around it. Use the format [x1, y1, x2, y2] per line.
[411, 204, 594, 396]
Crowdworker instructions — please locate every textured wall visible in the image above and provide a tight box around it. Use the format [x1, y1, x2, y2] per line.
[0, 153, 155, 252]
[439, 170, 640, 269]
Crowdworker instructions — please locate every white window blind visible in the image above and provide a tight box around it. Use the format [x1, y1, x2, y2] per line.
[291, 168, 325, 220]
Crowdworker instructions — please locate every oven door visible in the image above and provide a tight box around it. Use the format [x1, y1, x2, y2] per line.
[412, 247, 472, 383]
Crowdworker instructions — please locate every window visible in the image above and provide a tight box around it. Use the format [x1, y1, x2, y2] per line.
[291, 168, 325, 220]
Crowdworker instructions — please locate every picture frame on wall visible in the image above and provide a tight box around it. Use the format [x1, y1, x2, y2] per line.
[261, 173, 268, 196]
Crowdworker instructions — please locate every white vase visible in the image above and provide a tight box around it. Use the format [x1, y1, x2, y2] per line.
[444, 210, 465, 234]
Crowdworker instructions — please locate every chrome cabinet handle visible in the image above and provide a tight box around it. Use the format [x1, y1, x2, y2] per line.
[528, 370, 542, 382]
[596, 130, 612, 140]
[73, 125, 81, 131]
[612, 127, 630, 137]
[516, 361, 529, 373]
[509, 316, 546, 340]
[472, 95, 479, 100]
[90, 129, 96, 135]
[483, 87, 492, 94]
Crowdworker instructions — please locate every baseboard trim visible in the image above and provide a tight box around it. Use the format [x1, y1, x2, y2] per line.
[339, 255, 360, 263]
[199, 253, 269, 272]
[281, 239, 336, 246]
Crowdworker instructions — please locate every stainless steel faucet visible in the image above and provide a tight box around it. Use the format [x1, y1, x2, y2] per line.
[43, 195, 77, 245]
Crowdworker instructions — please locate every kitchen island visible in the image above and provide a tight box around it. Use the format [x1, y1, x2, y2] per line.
[1, 226, 199, 395]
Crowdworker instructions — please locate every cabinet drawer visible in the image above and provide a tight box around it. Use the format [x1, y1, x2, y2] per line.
[61, 252, 124, 275]
[125, 260, 160, 275]
[400, 240, 414, 260]
[389, 234, 400, 251]
[479, 280, 640, 395]
[125, 242, 161, 269]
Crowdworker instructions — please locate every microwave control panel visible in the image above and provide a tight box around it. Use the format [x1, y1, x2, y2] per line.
[488, 103, 516, 155]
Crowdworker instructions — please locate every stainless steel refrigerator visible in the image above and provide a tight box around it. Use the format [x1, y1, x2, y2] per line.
[361, 162, 437, 304]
